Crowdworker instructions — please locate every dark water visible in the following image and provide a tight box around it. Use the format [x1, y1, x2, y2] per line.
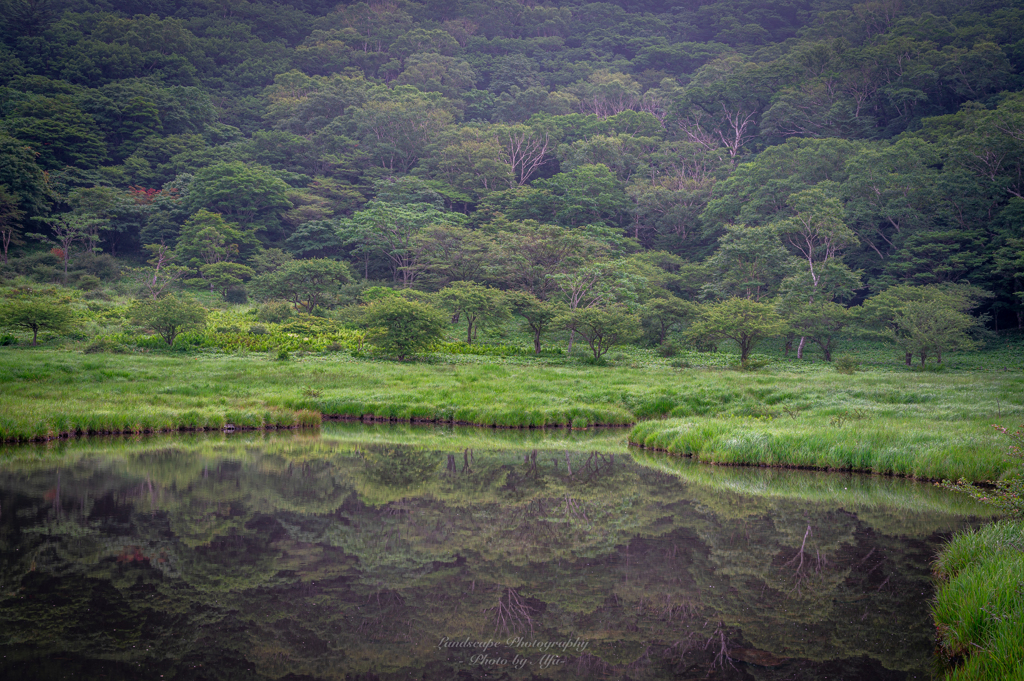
[0, 425, 989, 680]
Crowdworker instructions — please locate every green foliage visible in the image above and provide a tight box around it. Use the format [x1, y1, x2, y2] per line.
[256, 301, 293, 324]
[945, 424, 1024, 518]
[187, 161, 293, 232]
[506, 290, 564, 354]
[174, 210, 257, 272]
[250, 258, 352, 313]
[200, 261, 255, 298]
[834, 356, 858, 374]
[561, 305, 641, 360]
[856, 284, 986, 366]
[932, 520, 1024, 680]
[0, 287, 79, 345]
[439, 280, 508, 344]
[361, 296, 448, 360]
[688, 297, 788, 363]
[362, 446, 438, 486]
[129, 294, 207, 346]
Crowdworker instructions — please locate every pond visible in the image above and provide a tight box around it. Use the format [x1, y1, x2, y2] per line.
[0, 423, 992, 680]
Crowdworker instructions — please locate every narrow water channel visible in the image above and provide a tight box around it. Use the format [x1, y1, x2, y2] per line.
[0, 424, 991, 680]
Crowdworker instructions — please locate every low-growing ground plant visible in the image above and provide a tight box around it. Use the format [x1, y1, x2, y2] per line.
[834, 356, 858, 374]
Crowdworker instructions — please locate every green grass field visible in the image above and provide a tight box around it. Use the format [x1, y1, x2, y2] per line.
[2, 342, 1021, 484]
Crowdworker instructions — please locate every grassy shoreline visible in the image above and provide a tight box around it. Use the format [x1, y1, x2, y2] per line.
[2, 348, 1021, 484]
[932, 520, 1024, 680]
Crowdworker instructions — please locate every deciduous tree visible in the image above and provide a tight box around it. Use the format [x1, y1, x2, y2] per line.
[687, 297, 787, 363]
[0, 288, 78, 345]
[129, 294, 207, 346]
[361, 296, 447, 360]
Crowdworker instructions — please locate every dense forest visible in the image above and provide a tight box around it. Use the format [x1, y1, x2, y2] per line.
[2, 0, 1023, 357]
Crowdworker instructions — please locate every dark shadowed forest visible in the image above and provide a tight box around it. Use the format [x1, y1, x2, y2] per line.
[1, 0, 1023, 350]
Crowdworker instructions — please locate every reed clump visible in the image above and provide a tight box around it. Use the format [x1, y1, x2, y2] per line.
[932, 521, 1024, 680]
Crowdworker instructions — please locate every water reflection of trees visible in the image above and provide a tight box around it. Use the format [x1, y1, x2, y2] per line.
[0, 437, 988, 679]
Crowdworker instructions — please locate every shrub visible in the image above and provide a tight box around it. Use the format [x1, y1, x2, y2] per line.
[129, 294, 207, 346]
[658, 342, 677, 357]
[224, 286, 248, 304]
[362, 297, 447, 361]
[834, 355, 858, 374]
[257, 301, 293, 323]
[75, 274, 102, 291]
[83, 337, 128, 354]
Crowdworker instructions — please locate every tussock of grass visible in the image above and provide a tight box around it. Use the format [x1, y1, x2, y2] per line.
[933, 521, 1024, 680]
[629, 417, 1010, 481]
[0, 402, 320, 441]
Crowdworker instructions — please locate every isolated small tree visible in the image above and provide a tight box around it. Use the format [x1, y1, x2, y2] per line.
[439, 280, 508, 344]
[507, 291, 564, 354]
[201, 262, 255, 299]
[0, 290, 78, 345]
[561, 306, 640, 360]
[251, 258, 351, 313]
[687, 298, 787, 363]
[362, 296, 448, 360]
[131, 243, 188, 299]
[130, 294, 207, 346]
[784, 300, 851, 362]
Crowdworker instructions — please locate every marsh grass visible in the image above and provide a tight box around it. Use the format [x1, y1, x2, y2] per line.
[629, 416, 1010, 481]
[1, 348, 1021, 484]
[932, 520, 1024, 680]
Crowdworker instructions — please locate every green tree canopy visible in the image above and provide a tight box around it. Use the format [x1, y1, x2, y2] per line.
[855, 284, 986, 365]
[687, 297, 788, 363]
[439, 280, 508, 345]
[560, 305, 640, 360]
[0, 287, 79, 345]
[129, 294, 207, 346]
[250, 258, 352, 313]
[361, 296, 448, 360]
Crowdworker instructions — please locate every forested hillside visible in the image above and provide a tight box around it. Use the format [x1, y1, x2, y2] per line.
[1, 0, 1023, 343]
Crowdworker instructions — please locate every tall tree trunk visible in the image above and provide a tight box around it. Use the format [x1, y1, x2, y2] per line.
[797, 336, 806, 359]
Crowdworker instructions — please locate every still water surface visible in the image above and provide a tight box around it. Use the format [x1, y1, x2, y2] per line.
[0, 424, 990, 680]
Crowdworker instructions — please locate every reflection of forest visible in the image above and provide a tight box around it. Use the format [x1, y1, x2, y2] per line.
[0, 432, 990, 680]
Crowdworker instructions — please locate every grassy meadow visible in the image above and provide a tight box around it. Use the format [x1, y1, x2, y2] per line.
[1, 337, 1021, 484]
